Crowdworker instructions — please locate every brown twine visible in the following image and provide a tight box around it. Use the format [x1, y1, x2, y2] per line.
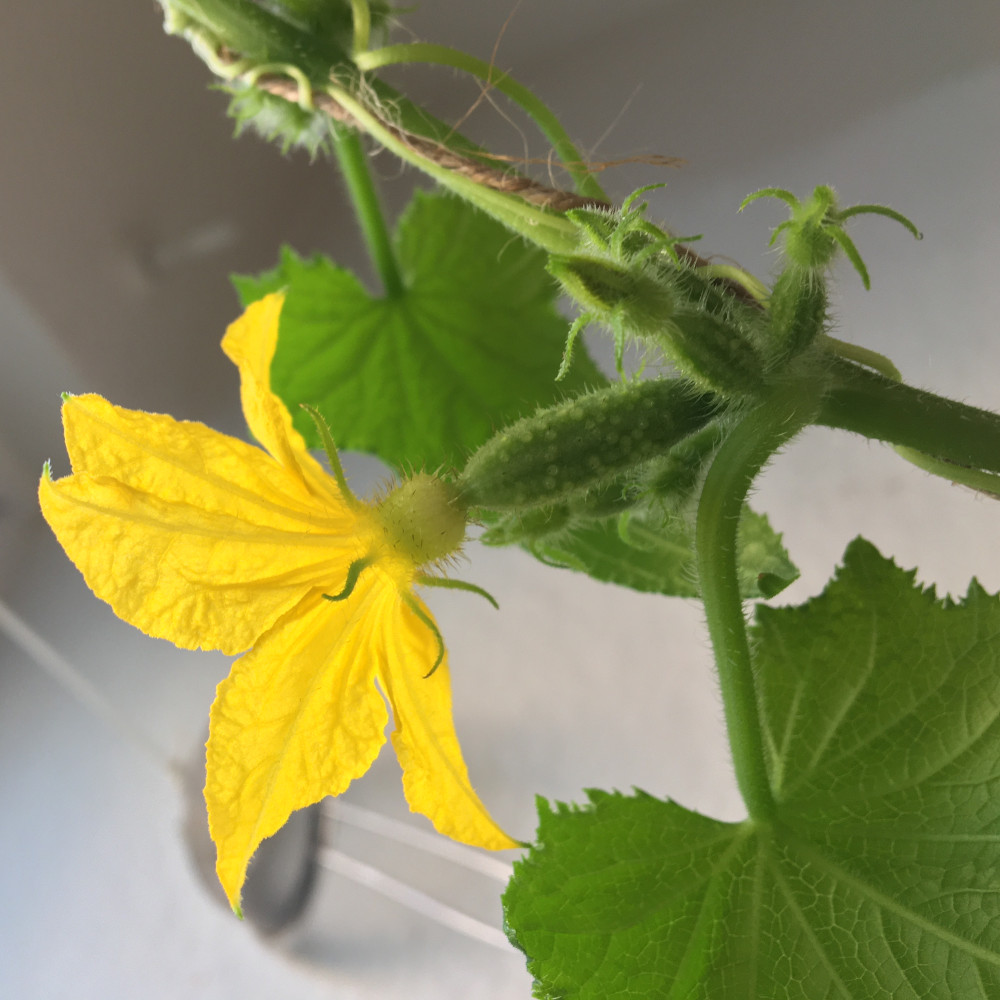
[254, 72, 760, 306]
[258, 74, 610, 212]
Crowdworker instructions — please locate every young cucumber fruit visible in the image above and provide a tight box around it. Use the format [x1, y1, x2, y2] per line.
[459, 378, 718, 511]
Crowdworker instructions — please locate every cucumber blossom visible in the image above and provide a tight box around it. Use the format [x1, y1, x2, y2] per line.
[459, 378, 718, 511]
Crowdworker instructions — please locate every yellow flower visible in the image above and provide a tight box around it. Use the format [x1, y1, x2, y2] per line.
[39, 293, 517, 914]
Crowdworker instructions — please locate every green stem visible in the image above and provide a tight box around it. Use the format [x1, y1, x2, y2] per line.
[355, 42, 607, 202]
[349, 0, 371, 53]
[325, 82, 581, 255]
[820, 344, 1000, 494]
[821, 334, 901, 381]
[696, 383, 819, 821]
[817, 358, 1000, 478]
[893, 446, 1000, 496]
[329, 124, 404, 298]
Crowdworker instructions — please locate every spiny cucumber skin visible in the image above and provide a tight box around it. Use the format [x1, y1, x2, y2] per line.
[644, 421, 727, 508]
[660, 310, 767, 397]
[666, 265, 765, 333]
[567, 475, 637, 519]
[766, 269, 828, 363]
[480, 505, 572, 546]
[459, 379, 717, 511]
[480, 477, 638, 548]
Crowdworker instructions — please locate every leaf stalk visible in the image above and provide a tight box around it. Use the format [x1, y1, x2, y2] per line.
[329, 123, 404, 298]
[696, 381, 820, 820]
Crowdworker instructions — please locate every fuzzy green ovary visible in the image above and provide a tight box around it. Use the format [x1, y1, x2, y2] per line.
[766, 270, 828, 363]
[374, 474, 467, 568]
[460, 379, 718, 511]
[661, 310, 767, 396]
[550, 255, 767, 396]
[548, 255, 674, 332]
[644, 421, 727, 509]
[783, 224, 838, 272]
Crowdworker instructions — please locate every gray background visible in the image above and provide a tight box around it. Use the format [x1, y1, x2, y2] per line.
[1, 1, 999, 996]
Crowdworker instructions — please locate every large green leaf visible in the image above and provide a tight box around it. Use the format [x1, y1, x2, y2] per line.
[234, 192, 604, 471]
[504, 538, 1000, 997]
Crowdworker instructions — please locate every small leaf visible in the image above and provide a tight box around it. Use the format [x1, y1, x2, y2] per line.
[505, 539, 1000, 997]
[234, 192, 605, 471]
[519, 506, 797, 600]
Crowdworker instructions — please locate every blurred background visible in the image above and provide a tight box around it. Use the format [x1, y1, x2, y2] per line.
[1, 1, 999, 996]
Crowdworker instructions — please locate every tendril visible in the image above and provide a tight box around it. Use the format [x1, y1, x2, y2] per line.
[323, 557, 373, 602]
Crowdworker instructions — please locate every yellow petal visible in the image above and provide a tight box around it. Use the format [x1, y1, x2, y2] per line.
[221, 294, 339, 503]
[60, 394, 344, 526]
[377, 589, 519, 851]
[207, 582, 390, 912]
[39, 471, 368, 654]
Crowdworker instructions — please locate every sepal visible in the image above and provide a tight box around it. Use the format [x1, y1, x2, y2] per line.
[223, 81, 335, 156]
[741, 184, 921, 290]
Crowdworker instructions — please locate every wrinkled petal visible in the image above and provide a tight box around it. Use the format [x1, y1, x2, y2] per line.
[207, 581, 390, 912]
[221, 294, 341, 504]
[60, 393, 347, 526]
[377, 588, 518, 851]
[39, 471, 367, 654]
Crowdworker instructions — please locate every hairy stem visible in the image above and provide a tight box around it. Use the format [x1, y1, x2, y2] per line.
[821, 334, 901, 381]
[355, 42, 608, 202]
[696, 383, 819, 820]
[817, 358, 1000, 480]
[329, 124, 404, 298]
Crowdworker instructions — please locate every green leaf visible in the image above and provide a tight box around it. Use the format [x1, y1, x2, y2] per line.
[736, 508, 798, 598]
[504, 539, 1000, 997]
[233, 192, 605, 471]
[516, 506, 797, 600]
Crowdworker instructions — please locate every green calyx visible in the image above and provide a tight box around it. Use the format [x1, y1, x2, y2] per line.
[459, 378, 719, 512]
[741, 184, 921, 289]
[375, 473, 468, 568]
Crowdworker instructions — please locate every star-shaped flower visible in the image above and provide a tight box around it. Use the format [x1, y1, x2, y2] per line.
[39, 293, 517, 914]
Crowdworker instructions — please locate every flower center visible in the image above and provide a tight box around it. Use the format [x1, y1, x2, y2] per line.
[374, 473, 467, 569]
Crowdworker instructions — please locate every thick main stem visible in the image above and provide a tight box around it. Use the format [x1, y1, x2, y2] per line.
[696, 383, 818, 821]
[330, 124, 404, 298]
[817, 357, 1000, 477]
